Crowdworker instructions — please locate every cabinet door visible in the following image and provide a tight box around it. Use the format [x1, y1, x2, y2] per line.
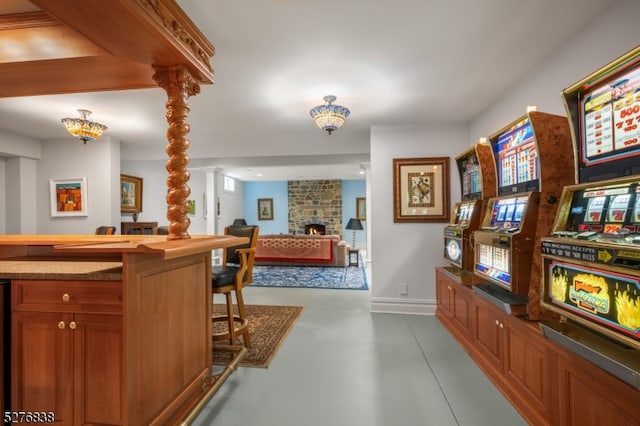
[74, 313, 123, 426]
[556, 353, 639, 426]
[473, 301, 504, 370]
[451, 285, 471, 335]
[503, 322, 551, 424]
[12, 312, 73, 424]
[435, 270, 452, 315]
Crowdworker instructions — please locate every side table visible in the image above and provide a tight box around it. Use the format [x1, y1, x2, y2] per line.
[348, 249, 359, 267]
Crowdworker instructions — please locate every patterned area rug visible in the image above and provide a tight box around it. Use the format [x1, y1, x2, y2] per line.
[212, 304, 303, 368]
[250, 255, 368, 290]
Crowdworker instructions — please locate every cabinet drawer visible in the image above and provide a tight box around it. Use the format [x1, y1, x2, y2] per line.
[12, 280, 122, 313]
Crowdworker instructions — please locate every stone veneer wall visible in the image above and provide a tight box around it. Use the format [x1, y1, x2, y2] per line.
[288, 180, 342, 236]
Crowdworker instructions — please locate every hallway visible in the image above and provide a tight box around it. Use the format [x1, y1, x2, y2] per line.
[194, 286, 526, 426]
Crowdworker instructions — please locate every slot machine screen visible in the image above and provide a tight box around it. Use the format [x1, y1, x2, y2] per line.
[458, 154, 482, 201]
[475, 243, 512, 290]
[563, 181, 640, 234]
[488, 196, 528, 228]
[491, 117, 540, 195]
[565, 48, 640, 182]
[453, 202, 475, 226]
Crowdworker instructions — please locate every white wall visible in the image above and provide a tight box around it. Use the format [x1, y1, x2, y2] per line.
[0, 159, 5, 234]
[469, 0, 640, 142]
[121, 159, 213, 235]
[370, 125, 469, 314]
[370, 0, 640, 314]
[0, 129, 42, 234]
[37, 137, 120, 234]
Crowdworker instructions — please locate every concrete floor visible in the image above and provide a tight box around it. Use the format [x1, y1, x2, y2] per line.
[192, 285, 526, 426]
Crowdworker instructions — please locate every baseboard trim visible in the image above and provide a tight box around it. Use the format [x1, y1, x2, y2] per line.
[369, 297, 436, 315]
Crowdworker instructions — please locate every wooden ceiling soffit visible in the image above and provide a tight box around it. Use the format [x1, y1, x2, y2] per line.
[30, 0, 215, 81]
[0, 1, 214, 97]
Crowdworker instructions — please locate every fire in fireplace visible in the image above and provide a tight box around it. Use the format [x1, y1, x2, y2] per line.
[305, 223, 326, 235]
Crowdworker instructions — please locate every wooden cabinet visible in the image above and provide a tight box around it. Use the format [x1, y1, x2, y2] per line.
[11, 280, 123, 426]
[472, 296, 551, 425]
[554, 346, 639, 426]
[436, 267, 640, 426]
[435, 267, 473, 341]
[121, 221, 157, 235]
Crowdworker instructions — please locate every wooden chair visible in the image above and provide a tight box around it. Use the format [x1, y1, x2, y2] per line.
[212, 225, 259, 347]
[95, 226, 116, 235]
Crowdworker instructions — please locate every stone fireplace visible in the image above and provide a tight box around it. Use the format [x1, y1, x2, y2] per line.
[288, 180, 342, 236]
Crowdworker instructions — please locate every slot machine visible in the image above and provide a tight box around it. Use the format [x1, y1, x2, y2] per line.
[540, 46, 640, 387]
[473, 110, 575, 317]
[443, 143, 496, 273]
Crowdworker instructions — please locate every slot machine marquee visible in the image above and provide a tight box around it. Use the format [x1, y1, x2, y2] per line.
[443, 144, 496, 271]
[472, 111, 575, 318]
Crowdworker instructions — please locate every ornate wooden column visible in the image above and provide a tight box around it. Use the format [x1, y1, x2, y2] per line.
[153, 65, 201, 239]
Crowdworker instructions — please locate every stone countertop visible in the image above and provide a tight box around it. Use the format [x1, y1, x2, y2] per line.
[0, 260, 123, 280]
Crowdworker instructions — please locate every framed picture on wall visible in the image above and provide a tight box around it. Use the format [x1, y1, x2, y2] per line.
[49, 177, 88, 217]
[393, 157, 450, 222]
[120, 174, 143, 213]
[257, 198, 273, 220]
[356, 197, 366, 220]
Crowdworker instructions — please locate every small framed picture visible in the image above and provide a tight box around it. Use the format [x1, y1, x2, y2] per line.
[393, 157, 450, 222]
[120, 174, 143, 213]
[50, 177, 88, 217]
[356, 197, 366, 221]
[187, 199, 196, 216]
[257, 198, 274, 221]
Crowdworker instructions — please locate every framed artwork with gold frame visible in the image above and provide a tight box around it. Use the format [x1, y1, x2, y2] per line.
[393, 157, 450, 222]
[120, 174, 143, 213]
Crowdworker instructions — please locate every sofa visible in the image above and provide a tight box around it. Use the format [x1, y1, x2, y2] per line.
[254, 234, 349, 267]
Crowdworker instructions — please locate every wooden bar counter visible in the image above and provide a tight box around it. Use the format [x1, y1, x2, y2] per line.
[0, 234, 245, 426]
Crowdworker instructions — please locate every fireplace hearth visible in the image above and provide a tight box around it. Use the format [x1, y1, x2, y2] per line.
[305, 223, 326, 235]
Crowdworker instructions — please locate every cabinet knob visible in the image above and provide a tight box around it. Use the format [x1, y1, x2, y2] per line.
[499, 322, 504, 329]
[62, 293, 70, 302]
[58, 321, 65, 329]
[69, 321, 77, 330]
[495, 320, 499, 326]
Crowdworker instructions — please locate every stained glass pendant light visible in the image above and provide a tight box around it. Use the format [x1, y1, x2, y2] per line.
[309, 95, 350, 135]
[61, 109, 107, 144]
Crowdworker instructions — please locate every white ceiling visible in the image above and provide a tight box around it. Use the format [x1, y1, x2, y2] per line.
[0, 0, 614, 181]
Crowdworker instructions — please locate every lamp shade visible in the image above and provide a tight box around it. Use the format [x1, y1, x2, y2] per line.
[345, 218, 363, 230]
[233, 218, 248, 226]
[309, 95, 350, 134]
[61, 109, 107, 144]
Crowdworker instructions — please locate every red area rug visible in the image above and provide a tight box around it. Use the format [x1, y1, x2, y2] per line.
[212, 304, 303, 368]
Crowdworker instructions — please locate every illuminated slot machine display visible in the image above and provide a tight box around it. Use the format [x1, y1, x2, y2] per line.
[473, 110, 575, 317]
[540, 46, 640, 386]
[443, 143, 496, 272]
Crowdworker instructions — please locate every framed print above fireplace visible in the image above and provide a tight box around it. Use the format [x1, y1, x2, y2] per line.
[257, 198, 273, 220]
[393, 157, 450, 223]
